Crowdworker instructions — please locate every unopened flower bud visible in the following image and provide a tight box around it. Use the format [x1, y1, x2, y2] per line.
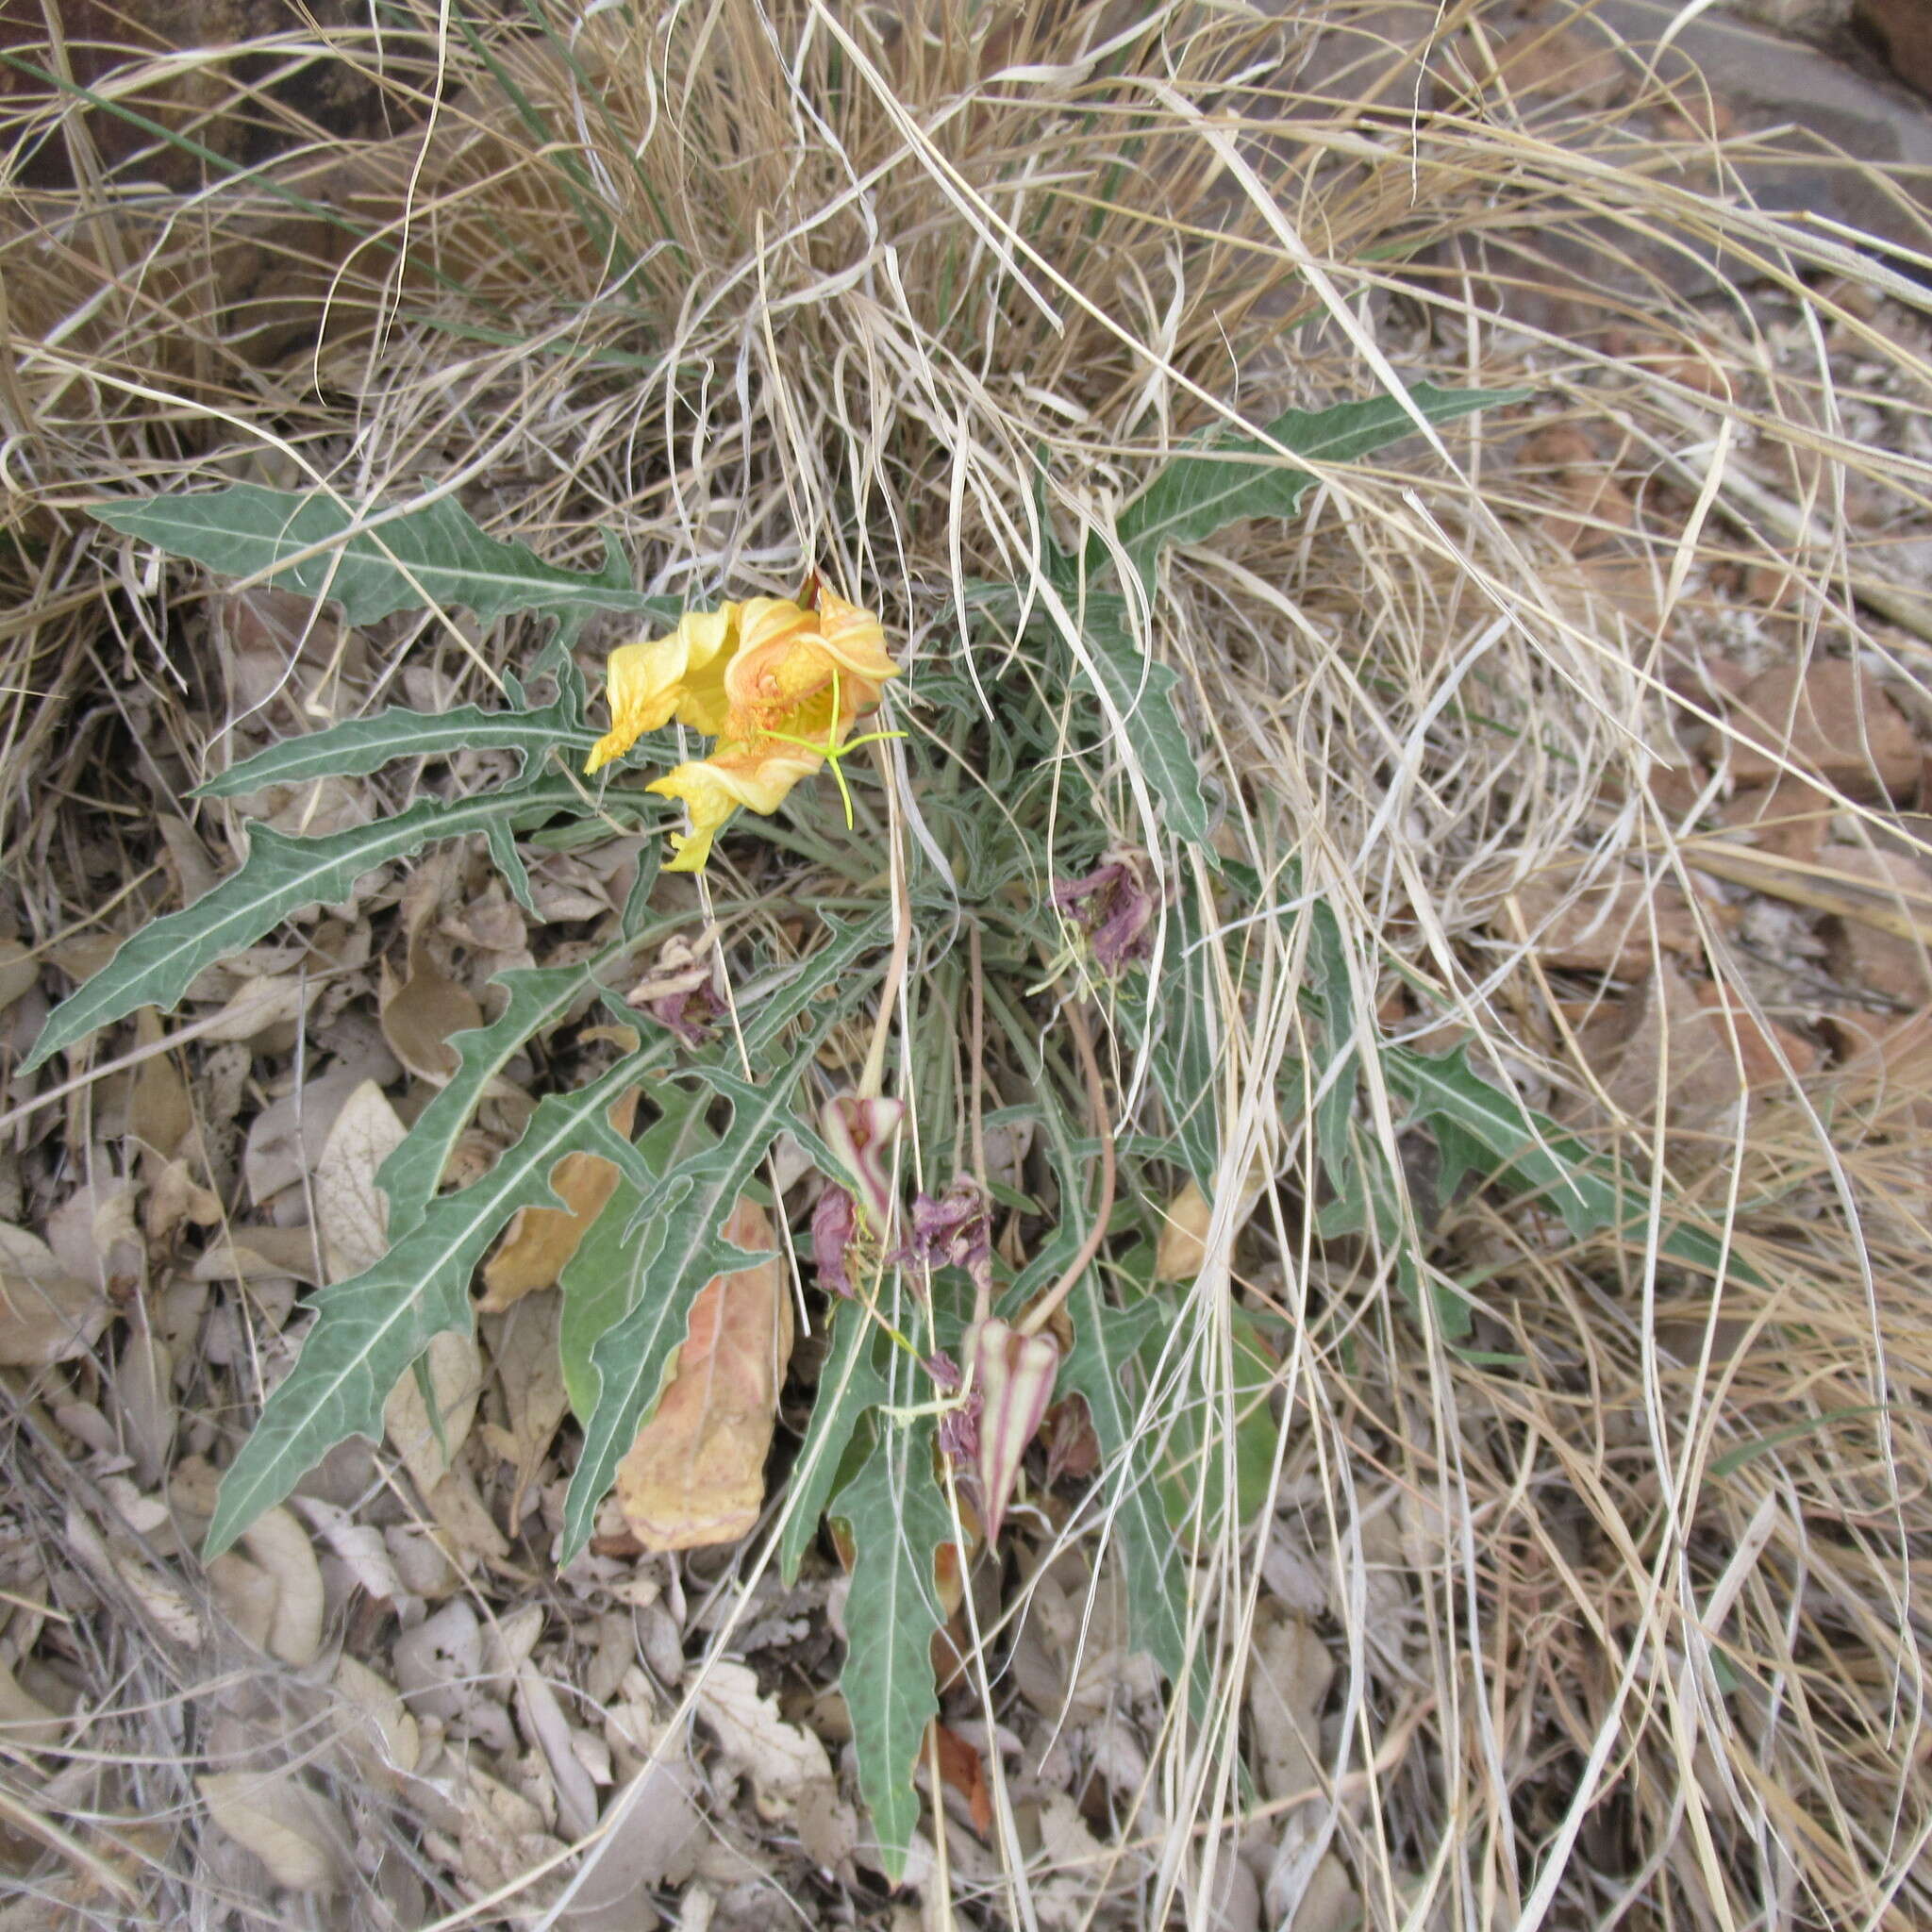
[964, 1317, 1059, 1545]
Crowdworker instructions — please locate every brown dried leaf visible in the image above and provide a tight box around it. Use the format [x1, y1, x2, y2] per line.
[128, 1008, 193, 1158]
[931, 1722, 992, 1836]
[0, 1224, 108, 1367]
[380, 953, 482, 1082]
[480, 1087, 641, 1311]
[1499, 862, 1704, 976]
[479, 1294, 569, 1524]
[692, 1657, 833, 1819]
[0, 939, 38, 1012]
[615, 1198, 791, 1552]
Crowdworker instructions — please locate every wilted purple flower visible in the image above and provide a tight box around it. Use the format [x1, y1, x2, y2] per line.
[938, 1390, 983, 1474]
[1052, 845, 1157, 971]
[963, 1317, 1059, 1545]
[924, 1349, 964, 1393]
[898, 1177, 994, 1303]
[626, 929, 725, 1045]
[811, 1184, 859, 1297]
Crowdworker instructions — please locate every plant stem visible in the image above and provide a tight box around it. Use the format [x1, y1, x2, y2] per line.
[1018, 998, 1116, 1337]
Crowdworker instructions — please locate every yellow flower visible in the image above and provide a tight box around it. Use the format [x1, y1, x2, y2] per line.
[585, 587, 901, 873]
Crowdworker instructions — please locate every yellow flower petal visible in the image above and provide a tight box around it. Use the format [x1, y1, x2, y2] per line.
[585, 607, 738, 774]
[646, 735, 829, 873]
[813, 588, 900, 686]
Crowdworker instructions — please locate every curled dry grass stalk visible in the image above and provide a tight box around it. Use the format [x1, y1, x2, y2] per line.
[5, 0, 1932, 1924]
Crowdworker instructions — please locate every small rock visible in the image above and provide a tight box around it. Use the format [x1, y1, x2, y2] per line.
[1720, 661, 1919, 799]
[1820, 844, 1932, 1003]
[1500, 865, 1705, 978]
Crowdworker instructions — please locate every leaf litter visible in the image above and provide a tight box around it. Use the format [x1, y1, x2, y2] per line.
[6, 3, 1932, 1928]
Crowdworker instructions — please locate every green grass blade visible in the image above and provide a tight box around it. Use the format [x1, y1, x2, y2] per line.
[831, 1414, 954, 1880]
[1111, 382, 1529, 581]
[91, 486, 658, 627]
[24, 776, 594, 1073]
[205, 1057, 648, 1557]
[193, 695, 590, 798]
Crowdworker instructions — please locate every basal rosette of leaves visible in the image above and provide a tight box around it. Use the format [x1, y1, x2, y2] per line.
[28, 376, 1753, 1876]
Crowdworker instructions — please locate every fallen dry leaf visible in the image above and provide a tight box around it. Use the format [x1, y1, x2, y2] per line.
[380, 952, 482, 1081]
[199, 1770, 345, 1895]
[384, 1328, 483, 1497]
[931, 1721, 992, 1836]
[0, 1224, 109, 1367]
[314, 1080, 408, 1284]
[1498, 861, 1704, 977]
[332, 1656, 422, 1786]
[615, 1197, 791, 1552]
[0, 1657, 66, 1753]
[480, 1087, 641, 1311]
[692, 1657, 833, 1820]
[0, 938, 37, 1012]
[479, 1295, 570, 1525]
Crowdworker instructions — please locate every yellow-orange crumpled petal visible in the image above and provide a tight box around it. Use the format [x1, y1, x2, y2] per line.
[647, 737, 826, 874]
[584, 607, 737, 774]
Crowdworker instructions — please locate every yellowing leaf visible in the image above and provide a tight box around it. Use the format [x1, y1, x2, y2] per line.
[480, 1086, 641, 1311]
[614, 1197, 791, 1551]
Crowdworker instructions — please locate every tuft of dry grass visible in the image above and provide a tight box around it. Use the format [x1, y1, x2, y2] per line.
[5, 1, 1932, 1925]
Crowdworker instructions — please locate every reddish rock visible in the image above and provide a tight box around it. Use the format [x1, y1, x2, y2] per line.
[1857, 0, 1932, 98]
[1719, 775, 1834, 864]
[1720, 660, 1920, 799]
[1501, 865, 1705, 978]
[1819, 843, 1932, 1003]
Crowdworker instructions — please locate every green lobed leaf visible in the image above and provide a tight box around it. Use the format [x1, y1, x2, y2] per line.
[1386, 1042, 1751, 1284]
[24, 774, 623, 1073]
[205, 1056, 648, 1557]
[194, 693, 591, 799]
[1074, 593, 1215, 848]
[1058, 1274, 1202, 1716]
[1122, 893, 1221, 1188]
[1109, 381, 1529, 583]
[557, 1041, 825, 1565]
[557, 1087, 713, 1426]
[92, 484, 661, 628]
[830, 1413, 955, 1880]
[777, 1303, 891, 1586]
[377, 951, 670, 1238]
